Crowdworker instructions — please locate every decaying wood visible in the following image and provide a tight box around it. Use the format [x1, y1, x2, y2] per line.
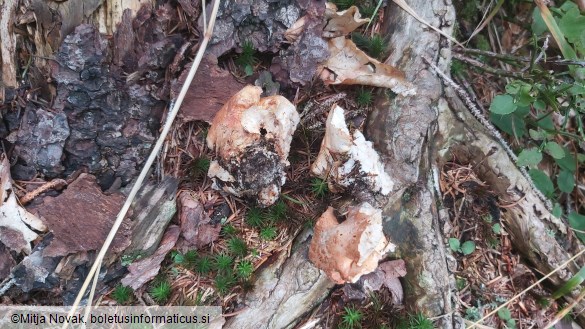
[0, 0, 18, 88]
[124, 176, 178, 257]
[224, 230, 335, 329]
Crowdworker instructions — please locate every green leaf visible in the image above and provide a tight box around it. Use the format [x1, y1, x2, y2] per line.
[552, 203, 562, 218]
[551, 266, 585, 299]
[490, 94, 517, 115]
[497, 307, 512, 321]
[516, 148, 542, 167]
[460, 241, 476, 255]
[529, 129, 545, 140]
[556, 153, 577, 173]
[557, 170, 575, 193]
[558, 5, 585, 45]
[490, 113, 526, 138]
[532, 7, 548, 35]
[244, 64, 254, 76]
[529, 169, 554, 198]
[568, 212, 585, 244]
[544, 142, 565, 159]
[448, 238, 460, 252]
[492, 223, 501, 234]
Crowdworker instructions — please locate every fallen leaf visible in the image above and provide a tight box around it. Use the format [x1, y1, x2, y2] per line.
[32, 173, 130, 257]
[121, 225, 180, 290]
[178, 192, 220, 248]
[323, 3, 369, 38]
[0, 154, 46, 254]
[319, 37, 416, 96]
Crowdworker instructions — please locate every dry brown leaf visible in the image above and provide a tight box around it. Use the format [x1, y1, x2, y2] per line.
[323, 3, 369, 38]
[121, 225, 180, 290]
[0, 154, 46, 254]
[319, 37, 416, 96]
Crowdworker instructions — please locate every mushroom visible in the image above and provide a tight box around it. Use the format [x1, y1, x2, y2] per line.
[309, 203, 395, 284]
[311, 105, 394, 195]
[206, 86, 300, 207]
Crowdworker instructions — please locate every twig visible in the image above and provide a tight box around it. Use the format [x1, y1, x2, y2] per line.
[424, 58, 553, 211]
[62, 0, 222, 327]
[543, 287, 585, 328]
[19, 179, 67, 205]
[452, 53, 529, 80]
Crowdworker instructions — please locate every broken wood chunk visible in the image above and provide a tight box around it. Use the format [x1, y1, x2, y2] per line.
[124, 177, 178, 258]
[207, 86, 299, 207]
[121, 225, 180, 291]
[32, 173, 130, 258]
[0, 154, 46, 254]
[319, 37, 416, 96]
[309, 203, 395, 284]
[172, 55, 245, 123]
[178, 191, 220, 249]
[311, 105, 394, 195]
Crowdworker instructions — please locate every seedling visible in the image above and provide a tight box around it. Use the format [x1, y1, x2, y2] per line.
[227, 237, 248, 258]
[340, 306, 363, 329]
[214, 273, 235, 295]
[356, 88, 373, 107]
[236, 260, 254, 279]
[351, 32, 388, 59]
[497, 307, 517, 329]
[149, 281, 172, 303]
[222, 224, 238, 237]
[184, 250, 198, 267]
[189, 157, 210, 180]
[246, 207, 265, 228]
[214, 253, 234, 272]
[267, 199, 288, 222]
[235, 40, 257, 77]
[310, 178, 329, 198]
[259, 226, 277, 241]
[112, 285, 133, 304]
[330, 0, 357, 10]
[195, 256, 212, 274]
[448, 238, 476, 255]
[170, 250, 185, 264]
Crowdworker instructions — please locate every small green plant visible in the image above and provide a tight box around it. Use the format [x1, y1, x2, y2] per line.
[448, 238, 476, 255]
[236, 260, 254, 279]
[189, 157, 210, 180]
[222, 224, 238, 237]
[455, 277, 467, 290]
[170, 250, 185, 264]
[330, 0, 356, 10]
[184, 250, 198, 267]
[195, 255, 212, 274]
[492, 223, 501, 234]
[112, 285, 133, 304]
[397, 312, 434, 329]
[356, 88, 373, 107]
[235, 40, 257, 76]
[310, 177, 329, 198]
[214, 253, 234, 272]
[214, 273, 235, 295]
[340, 307, 363, 329]
[497, 307, 517, 329]
[351, 32, 388, 59]
[227, 238, 248, 258]
[464, 307, 481, 321]
[267, 200, 288, 222]
[149, 281, 172, 303]
[246, 207, 266, 228]
[260, 226, 278, 240]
